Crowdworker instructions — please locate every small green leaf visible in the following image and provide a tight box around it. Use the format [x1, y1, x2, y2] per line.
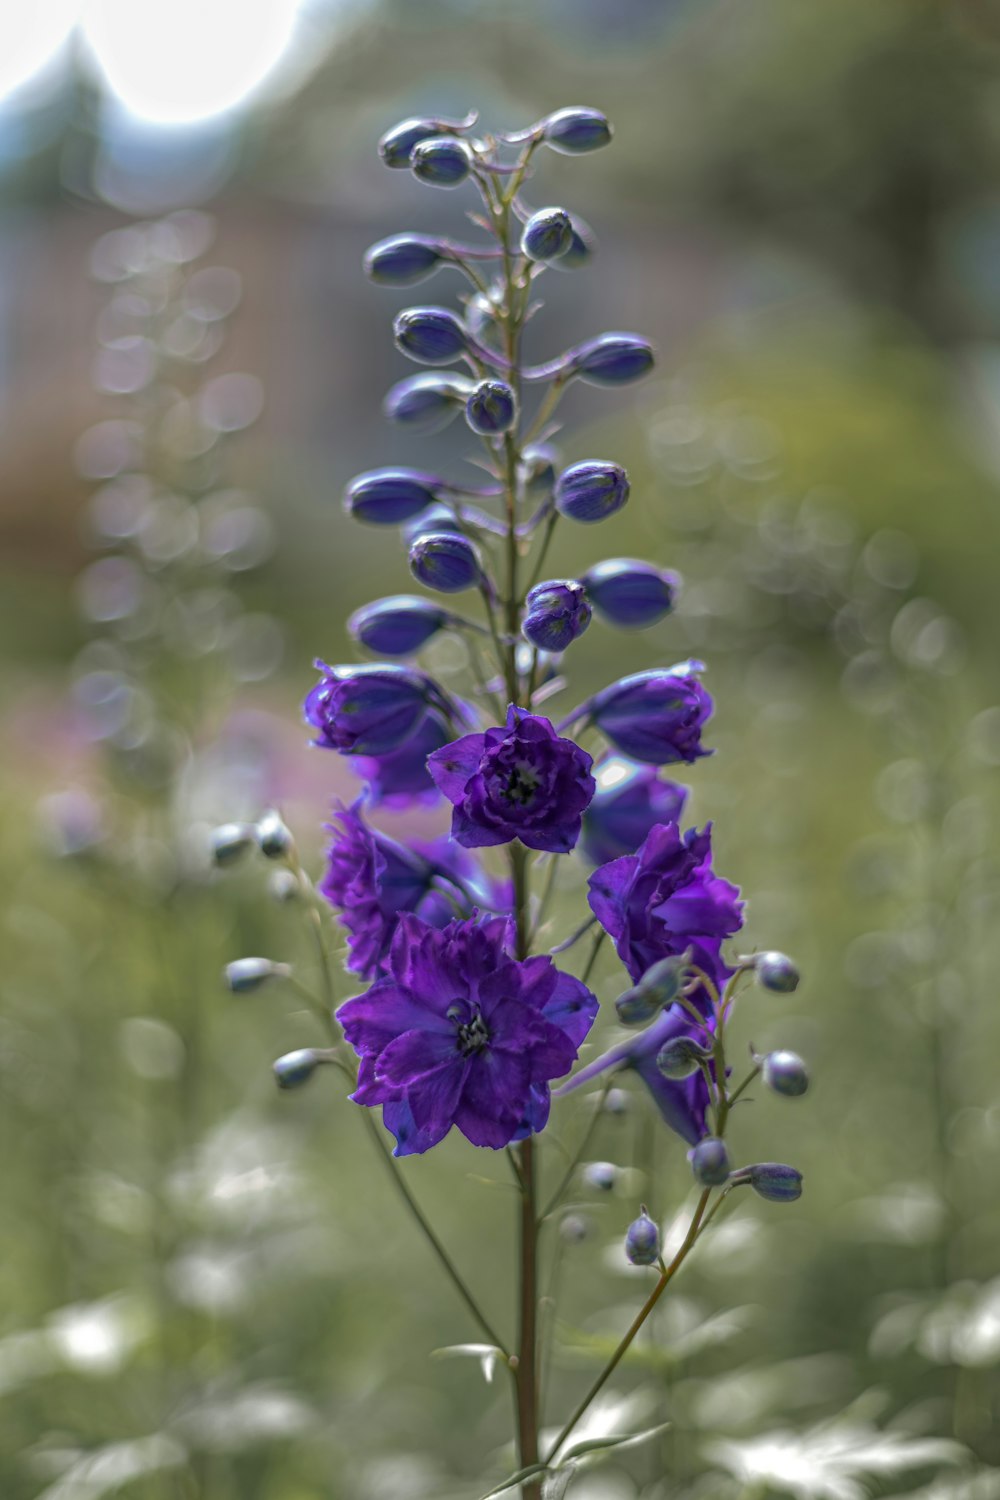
[477, 1461, 550, 1498]
[561, 1420, 671, 1465]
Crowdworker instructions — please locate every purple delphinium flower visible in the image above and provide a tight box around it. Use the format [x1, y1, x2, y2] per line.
[350, 709, 452, 807]
[305, 661, 448, 756]
[320, 800, 502, 979]
[588, 822, 744, 983]
[427, 705, 595, 853]
[565, 660, 713, 765]
[580, 755, 688, 865]
[337, 913, 599, 1154]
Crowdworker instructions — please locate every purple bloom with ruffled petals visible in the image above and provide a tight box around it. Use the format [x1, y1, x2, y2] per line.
[427, 705, 595, 853]
[580, 755, 688, 865]
[337, 913, 599, 1155]
[588, 822, 744, 983]
[320, 800, 504, 979]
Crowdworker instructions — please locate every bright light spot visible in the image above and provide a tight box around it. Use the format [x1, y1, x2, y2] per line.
[0, 1, 80, 104]
[595, 755, 631, 791]
[81, 0, 302, 125]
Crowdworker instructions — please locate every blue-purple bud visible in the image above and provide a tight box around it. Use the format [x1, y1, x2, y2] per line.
[520, 206, 573, 263]
[522, 579, 591, 653]
[383, 373, 471, 433]
[657, 1035, 714, 1080]
[344, 468, 444, 526]
[688, 1136, 731, 1187]
[554, 460, 630, 523]
[755, 951, 800, 993]
[762, 1050, 809, 1098]
[255, 810, 293, 859]
[364, 235, 447, 287]
[569, 333, 654, 386]
[519, 444, 558, 500]
[224, 957, 290, 993]
[748, 1162, 803, 1203]
[582, 559, 679, 629]
[402, 503, 465, 545]
[541, 106, 613, 155]
[559, 1213, 589, 1244]
[604, 1087, 629, 1115]
[305, 662, 447, 755]
[465, 379, 517, 435]
[582, 1161, 618, 1192]
[273, 1048, 321, 1090]
[348, 595, 451, 656]
[584, 661, 713, 765]
[269, 869, 300, 902]
[210, 822, 256, 866]
[624, 1208, 660, 1266]
[394, 306, 470, 366]
[378, 114, 473, 169]
[409, 531, 483, 593]
[411, 135, 472, 187]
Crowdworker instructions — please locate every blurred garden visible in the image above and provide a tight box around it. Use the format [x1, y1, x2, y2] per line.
[3, 1, 1000, 1496]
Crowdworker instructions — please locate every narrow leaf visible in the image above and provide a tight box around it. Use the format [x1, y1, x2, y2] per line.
[477, 1461, 550, 1499]
[561, 1420, 671, 1465]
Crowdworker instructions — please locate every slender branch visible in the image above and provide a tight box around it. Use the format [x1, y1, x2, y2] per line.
[544, 1189, 713, 1464]
[580, 929, 606, 986]
[540, 1075, 613, 1221]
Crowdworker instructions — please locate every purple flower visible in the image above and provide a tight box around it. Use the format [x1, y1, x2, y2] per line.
[305, 661, 448, 756]
[566, 661, 713, 766]
[350, 710, 452, 807]
[320, 800, 503, 979]
[588, 821, 744, 983]
[580, 755, 688, 865]
[337, 914, 599, 1154]
[427, 705, 595, 853]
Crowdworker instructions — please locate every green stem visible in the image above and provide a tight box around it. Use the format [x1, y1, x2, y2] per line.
[541, 1076, 613, 1221]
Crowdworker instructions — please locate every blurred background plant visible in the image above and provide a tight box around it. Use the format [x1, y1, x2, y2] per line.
[3, 1, 1000, 1496]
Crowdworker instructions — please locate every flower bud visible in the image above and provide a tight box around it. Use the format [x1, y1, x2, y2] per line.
[582, 1161, 618, 1192]
[210, 822, 256, 866]
[273, 1048, 322, 1089]
[657, 1035, 713, 1080]
[604, 1087, 629, 1115]
[411, 136, 472, 187]
[541, 106, 613, 155]
[269, 868, 300, 902]
[569, 333, 654, 386]
[580, 757, 688, 865]
[554, 460, 630, 524]
[465, 379, 516, 436]
[255, 810, 293, 859]
[747, 1162, 803, 1203]
[762, 1050, 809, 1098]
[522, 579, 591, 653]
[394, 306, 470, 366]
[305, 662, 446, 755]
[559, 1212, 589, 1244]
[688, 1136, 730, 1187]
[755, 951, 800, 993]
[582, 559, 679, 629]
[464, 290, 503, 351]
[585, 661, 713, 765]
[224, 957, 289, 993]
[383, 373, 471, 433]
[349, 595, 450, 656]
[614, 952, 689, 1026]
[520, 207, 573, 263]
[402, 504, 465, 545]
[624, 1208, 660, 1266]
[409, 531, 483, 593]
[378, 114, 473, 168]
[364, 234, 447, 287]
[345, 468, 444, 526]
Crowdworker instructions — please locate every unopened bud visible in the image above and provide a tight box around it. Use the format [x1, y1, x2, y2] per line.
[409, 531, 483, 593]
[762, 1050, 809, 1098]
[755, 951, 800, 993]
[688, 1136, 730, 1187]
[747, 1162, 803, 1203]
[410, 136, 472, 188]
[656, 1035, 713, 1081]
[210, 822, 256, 866]
[582, 1160, 618, 1192]
[559, 1213, 589, 1244]
[273, 1048, 323, 1090]
[268, 869, 300, 903]
[255, 810, 293, 860]
[224, 957, 290, 993]
[521, 206, 573, 263]
[625, 1207, 660, 1266]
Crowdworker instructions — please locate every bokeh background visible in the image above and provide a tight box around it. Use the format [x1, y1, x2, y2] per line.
[3, 2, 1000, 1496]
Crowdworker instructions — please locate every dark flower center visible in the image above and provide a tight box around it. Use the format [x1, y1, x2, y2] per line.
[500, 757, 540, 807]
[447, 1002, 491, 1056]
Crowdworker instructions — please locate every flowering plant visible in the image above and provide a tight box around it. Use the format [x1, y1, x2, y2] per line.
[218, 106, 811, 1498]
